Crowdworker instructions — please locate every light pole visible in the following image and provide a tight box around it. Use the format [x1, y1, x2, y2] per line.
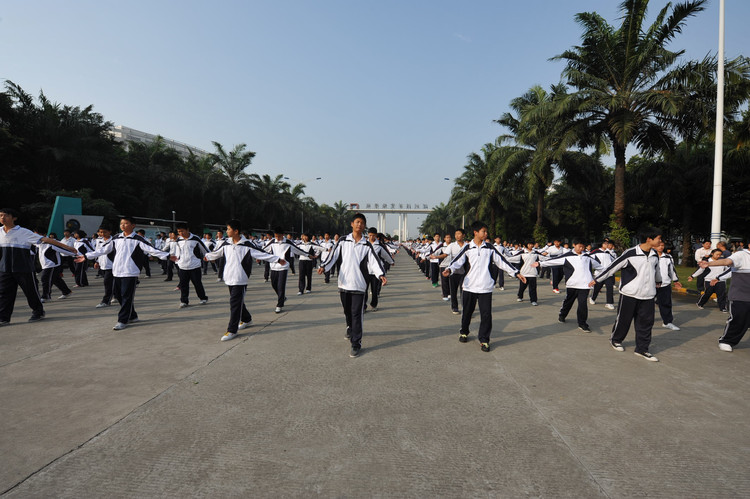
[171, 210, 176, 231]
[710, 0, 726, 247]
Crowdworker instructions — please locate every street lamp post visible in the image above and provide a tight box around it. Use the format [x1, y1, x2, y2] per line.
[710, 0, 725, 247]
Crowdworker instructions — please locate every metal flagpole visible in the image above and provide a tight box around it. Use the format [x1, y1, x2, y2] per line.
[710, 0, 725, 247]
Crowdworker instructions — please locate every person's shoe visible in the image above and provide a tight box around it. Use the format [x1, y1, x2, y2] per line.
[217, 278, 223, 282]
[58, 293, 70, 299]
[350, 345, 361, 358]
[40, 298, 47, 303]
[516, 298, 523, 302]
[696, 303, 704, 309]
[304, 290, 311, 294]
[498, 286, 504, 291]
[480, 342, 491, 352]
[200, 299, 208, 305]
[611, 341, 625, 352]
[634, 351, 659, 362]
[558, 316, 566, 323]
[459, 333, 468, 343]
[605, 304, 615, 310]
[432, 283, 439, 288]
[129, 318, 140, 323]
[95, 302, 109, 308]
[179, 302, 189, 309]
[345, 327, 351, 339]
[28, 313, 45, 322]
[0, 320, 10, 327]
[531, 302, 538, 306]
[221, 332, 237, 342]
[588, 297, 595, 305]
[663, 323, 680, 331]
[370, 307, 378, 312]
[238, 320, 252, 330]
[578, 325, 592, 333]
[553, 288, 560, 294]
[452, 309, 460, 315]
[163, 278, 172, 282]
[718, 343, 733, 352]
[721, 309, 728, 313]
[442, 296, 449, 301]
[275, 306, 282, 313]
[113, 322, 127, 330]
[297, 291, 303, 295]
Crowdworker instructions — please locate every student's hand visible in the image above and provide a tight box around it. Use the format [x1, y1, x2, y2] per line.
[74, 255, 85, 263]
[380, 276, 387, 286]
[687, 276, 693, 281]
[674, 282, 683, 289]
[441, 269, 450, 277]
[317, 267, 324, 275]
[517, 274, 527, 284]
[588, 280, 596, 288]
[279, 259, 287, 266]
[93, 263, 99, 270]
[170, 256, 178, 262]
[699, 260, 709, 269]
[710, 279, 719, 286]
[531, 262, 540, 268]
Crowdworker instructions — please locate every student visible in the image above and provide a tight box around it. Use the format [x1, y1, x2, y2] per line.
[589, 239, 617, 309]
[427, 233, 453, 302]
[215, 229, 227, 282]
[505, 241, 543, 306]
[60, 229, 77, 276]
[690, 249, 729, 312]
[699, 240, 750, 351]
[492, 236, 506, 290]
[296, 233, 319, 295]
[135, 229, 152, 278]
[427, 233, 443, 288]
[444, 228, 468, 314]
[262, 232, 273, 283]
[263, 228, 312, 313]
[174, 223, 209, 308]
[204, 220, 285, 341]
[319, 233, 334, 282]
[0, 208, 77, 325]
[655, 241, 682, 330]
[93, 226, 115, 308]
[694, 240, 713, 292]
[590, 227, 664, 362]
[201, 233, 217, 275]
[547, 239, 565, 293]
[77, 216, 171, 330]
[72, 230, 94, 287]
[364, 228, 395, 312]
[535, 240, 602, 333]
[35, 231, 75, 302]
[318, 213, 386, 357]
[442, 221, 525, 352]
[162, 231, 179, 283]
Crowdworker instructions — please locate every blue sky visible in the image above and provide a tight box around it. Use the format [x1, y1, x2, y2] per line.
[2, 1, 747, 234]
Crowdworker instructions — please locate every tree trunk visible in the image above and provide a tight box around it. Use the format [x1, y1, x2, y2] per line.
[536, 184, 545, 228]
[613, 143, 627, 226]
[681, 207, 693, 268]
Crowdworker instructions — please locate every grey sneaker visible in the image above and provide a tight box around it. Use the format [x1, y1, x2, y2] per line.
[350, 345, 361, 358]
[113, 322, 127, 331]
[179, 302, 189, 309]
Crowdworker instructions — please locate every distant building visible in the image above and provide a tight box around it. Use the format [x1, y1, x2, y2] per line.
[110, 125, 209, 158]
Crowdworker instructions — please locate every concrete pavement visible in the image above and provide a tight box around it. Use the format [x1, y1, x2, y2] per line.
[1, 253, 748, 497]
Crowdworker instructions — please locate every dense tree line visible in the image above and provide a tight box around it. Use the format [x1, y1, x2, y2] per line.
[0, 81, 354, 235]
[421, 0, 750, 260]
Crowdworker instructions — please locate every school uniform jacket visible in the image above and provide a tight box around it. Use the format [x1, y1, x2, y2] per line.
[84, 232, 170, 278]
[725, 250, 750, 302]
[539, 251, 602, 289]
[320, 234, 385, 293]
[504, 249, 545, 278]
[36, 243, 76, 269]
[589, 248, 617, 277]
[657, 253, 680, 288]
[263, 238, 311, 271]
[205, 236, 280, 286]
[445, 241, 519, 294]
[371, 240, 395, 267]
[593, 245, 662, 300]
[95, 237, 114, 270]
[691, 264, 730, 282]
[175, 233, 209, 271]
[444, 241, 468, 274]
[73, 238, 95, 257]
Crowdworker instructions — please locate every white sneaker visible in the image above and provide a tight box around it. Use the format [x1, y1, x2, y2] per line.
[588, 298, 595, 305]
[611, 341, 625, 352]
[221, 332, 237, 342]
[442, 296, 450, 301]
[718, 343, 733, 352]
[200, 299, 208, 305]
[663, 323, 680, 331]
[304, 290, 311, 294]
[58, 294, 70, 299]
[113, 322, 127, 330]
[498, 287, 504, 291]
[605, 304, 615, 310]
[297, 292, 303, 295]
[275, 307, 282, 313]
[216, 278, 223, 282]
[179, 302, 189, 309]
[516, 298, 523, 302]
[531, 302, 538, 306]
[553, 289, 560, 294]
[634, 351, 659, 362]
[238, 320, 252, 330]
[95, 302, 109, 308]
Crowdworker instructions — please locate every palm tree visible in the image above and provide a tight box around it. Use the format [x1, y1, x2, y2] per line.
[210, 142, 255, 218]
[247, 173, 291, 229]
[552, 0, 708, 225]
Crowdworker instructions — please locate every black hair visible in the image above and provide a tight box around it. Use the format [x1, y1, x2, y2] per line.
[571, 238, 585, 246]
[48, 232, 57, 239]
[352, 212, 367, 224]
[136, 229, 146, 235]
[454, 228, 465, 235]
[74, 230, 87, 238]
[470, 220, 486, 234]
[368, 227, 378, 234]
[175, 223, 189, 231]
[226, 219, 242, 232]
[120, 215, 136, 225]
[637, 226, 662, 243]
[0, 208, 20, 219]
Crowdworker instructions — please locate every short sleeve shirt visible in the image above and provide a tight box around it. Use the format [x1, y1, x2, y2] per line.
[0, 225, 43, 272]
[728, 250, 750, 302]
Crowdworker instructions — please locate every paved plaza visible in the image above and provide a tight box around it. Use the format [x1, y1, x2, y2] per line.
[1, 252, 748, 498]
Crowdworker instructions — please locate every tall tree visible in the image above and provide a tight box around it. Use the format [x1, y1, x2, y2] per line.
[210, 142, 255, 219]
[553, 0, 707, 225]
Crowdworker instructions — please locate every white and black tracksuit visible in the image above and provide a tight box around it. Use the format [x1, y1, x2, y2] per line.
[175, 233, 209, 305]
[505, 250, 544, 303]
[205, 237, 281, 334]
[590, 247, 617, 304]
[73, 238, 94, 287]
[445, 241, 520, 344]
[366, 240, 395, 309]
[36, 243, 75, 300]
[320, 234, 385, 348]
[444, 241, 468, 312]
[593, 245, 662, 354]
[718, 250, 750, 347]
[297, 242, 321, 293]
[656, 252, 680, 324]
[264, 238, 312, 309]
[540, 251, 602, 328]
[95, 236, 114, 304]
[692, 263, 729, 311]
[85, 233, 170, 324]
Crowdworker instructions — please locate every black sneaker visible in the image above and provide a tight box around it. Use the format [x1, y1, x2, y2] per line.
[350, 345, 361, 357]
[578, 325, 591, 333]
[28, 313, 45, 322]
[634, 351, 659, 362]
[480, 342, 490, 352]
[459, 333, 468, 343]
[345, 327, 351, 339]
[558, 316, 566, 323]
